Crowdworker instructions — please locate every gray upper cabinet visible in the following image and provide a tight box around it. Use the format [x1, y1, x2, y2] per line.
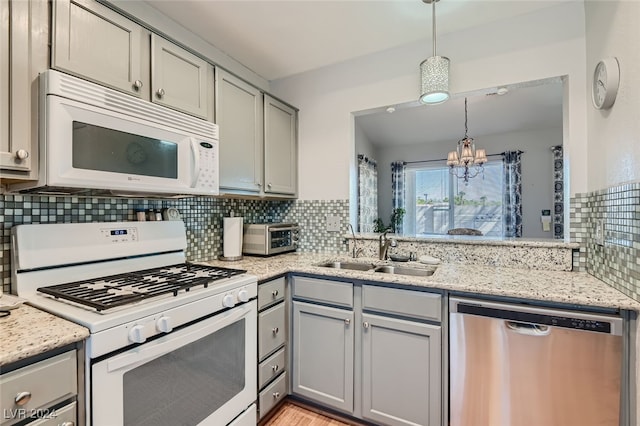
[52, 0, 148, 98]
[215, 68, 264, 193]
[52, 0, 212, 120]
[151, 34, 211, 119]
[292, 300, 354, 413]
[1, 0, 48, 180]
[361, 313, 442, 426]
[264, 95, 297, 196]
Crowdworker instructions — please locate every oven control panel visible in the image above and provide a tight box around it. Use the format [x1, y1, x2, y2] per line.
[100, 227, 138, 243]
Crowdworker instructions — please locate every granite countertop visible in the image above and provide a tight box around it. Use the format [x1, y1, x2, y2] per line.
[206, 253, 640, 311]
[348, 233, 580, 248]
[0, 304, 89, 367]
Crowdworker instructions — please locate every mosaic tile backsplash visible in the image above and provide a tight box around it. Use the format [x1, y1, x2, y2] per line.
[0, 194, 350, 293]
[571, 183, 640, 302]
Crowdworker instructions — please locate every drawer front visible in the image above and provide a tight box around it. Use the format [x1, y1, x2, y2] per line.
[29, 401, 76, 426]
[258, 347, 286, 390]
[0, 351, 77, 421]
[258, 277, 285, 310]
[259, 303, 286, 360]
[363, 286, 442, 322]
[292, 276, 353, 307]
[259, 371, 287, 419]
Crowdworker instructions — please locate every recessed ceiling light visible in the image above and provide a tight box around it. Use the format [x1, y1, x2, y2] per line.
[496, 87, 509, 96]
[386, 107, 396, 113]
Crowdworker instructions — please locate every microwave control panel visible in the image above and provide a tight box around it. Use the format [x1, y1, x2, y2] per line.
[193, 141, 219, 191]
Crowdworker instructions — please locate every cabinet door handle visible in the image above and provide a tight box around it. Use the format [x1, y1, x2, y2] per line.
[272, 364, 279, 372]
[273, 391, 280, 399]
[272, 327, 279, 335]
[256, 182, 262, 187]
[60, 422, 75, 426]
[267, 183, 273, 188]
[14, 391, 31, 406]
[344, 318, 350, 325]
[133, 80, 143, 91]
[156, 88, 166, 98]
[363, 322, 370, 329]
[272, 290, 279, 297]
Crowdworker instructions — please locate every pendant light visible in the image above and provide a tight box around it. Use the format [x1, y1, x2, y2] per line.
[419, 0, 450, 105]
[447, 98, 487, 184]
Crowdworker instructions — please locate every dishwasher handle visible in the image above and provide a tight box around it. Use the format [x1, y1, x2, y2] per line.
[505, 320, 550, 336]
[450, 297, 623, 336]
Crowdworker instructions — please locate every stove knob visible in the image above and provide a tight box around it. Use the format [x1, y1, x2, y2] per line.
[156, 316, 173, 333]
[222, 294, 236, 308]
[128, 325, 146, 344]
[237, 289, 249, 302]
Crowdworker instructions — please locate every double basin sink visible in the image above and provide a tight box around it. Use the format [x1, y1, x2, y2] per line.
[318, 261, 435, 277]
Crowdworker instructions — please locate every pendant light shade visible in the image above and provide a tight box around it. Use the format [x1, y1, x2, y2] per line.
[419, 0, 449, 105]
[420, 56, 450, 104]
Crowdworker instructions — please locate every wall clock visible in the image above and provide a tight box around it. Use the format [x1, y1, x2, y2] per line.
[592, 57, 620, 110]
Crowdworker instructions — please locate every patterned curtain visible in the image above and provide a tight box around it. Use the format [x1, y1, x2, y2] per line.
[503, 151, 523, 237]
[551, 146, 564, 239]
[357, 155, 378, 233]
[391, 161, 406, 234]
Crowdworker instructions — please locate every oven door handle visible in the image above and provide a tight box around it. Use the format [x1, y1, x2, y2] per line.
[106, 304, 252, 373]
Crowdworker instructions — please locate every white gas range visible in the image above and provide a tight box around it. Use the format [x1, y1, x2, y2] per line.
[11, 221, 258, 426]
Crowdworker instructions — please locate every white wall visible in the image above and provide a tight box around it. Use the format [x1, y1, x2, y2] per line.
[271, 2, 587, 201]
[585, 1, 640, 191]
[374, 127, 561, 238]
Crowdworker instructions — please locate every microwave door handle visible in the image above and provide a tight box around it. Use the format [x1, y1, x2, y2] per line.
[190, 138, 201, 187]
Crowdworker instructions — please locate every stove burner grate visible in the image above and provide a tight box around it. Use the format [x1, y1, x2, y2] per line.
[37, 263, 246, 311]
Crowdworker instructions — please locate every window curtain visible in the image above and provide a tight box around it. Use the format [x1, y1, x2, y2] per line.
[357, 154, 378, 233]
[551, 145, 564, 239]
[391, 161, 406, 234]
[503, 151, 523, 237]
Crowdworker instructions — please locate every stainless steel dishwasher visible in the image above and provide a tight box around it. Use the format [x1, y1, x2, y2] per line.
[449, 297, 624, 426]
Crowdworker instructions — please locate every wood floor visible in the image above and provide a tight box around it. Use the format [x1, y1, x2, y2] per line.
[264, 401, 356, 426]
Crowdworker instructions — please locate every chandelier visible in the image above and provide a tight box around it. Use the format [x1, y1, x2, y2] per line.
[419, 0, 449, 105]
[447, 97, 487, 184]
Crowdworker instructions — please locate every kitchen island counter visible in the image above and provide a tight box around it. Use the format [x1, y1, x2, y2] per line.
[206, 253, 640, 311]
[0, 303, 89, 366]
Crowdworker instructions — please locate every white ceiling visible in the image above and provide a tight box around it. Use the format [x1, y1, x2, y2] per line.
[144, 0, 575, 81]
[356, 78, 564, 147]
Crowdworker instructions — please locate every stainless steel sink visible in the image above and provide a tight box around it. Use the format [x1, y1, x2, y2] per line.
[318, 261, 376, 271]
[373, 265, 435, 277]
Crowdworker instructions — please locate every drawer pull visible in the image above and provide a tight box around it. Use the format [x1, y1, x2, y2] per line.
[272, 290, 279, 297]
[133, 79, 143, 90]
[60, 422, 75, 426]
[272, 327, 279, 335]
[272, 364, 279, 372]
[156, 88, 166, 98]
[363, 321, 370, 329]
[273, 391, 280, 399]
[344, 318, 351, 325]
[15, 391, 32, 406]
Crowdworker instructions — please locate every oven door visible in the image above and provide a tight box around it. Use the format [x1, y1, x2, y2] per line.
[91, 301, 256, 426]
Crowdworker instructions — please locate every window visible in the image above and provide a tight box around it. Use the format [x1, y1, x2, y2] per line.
[404, 162, 503, 236]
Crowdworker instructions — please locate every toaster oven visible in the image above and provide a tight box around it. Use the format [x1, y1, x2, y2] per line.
[242, 223, 300, 255]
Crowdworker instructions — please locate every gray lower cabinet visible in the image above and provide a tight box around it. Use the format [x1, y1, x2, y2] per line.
[361, 313, 441, 426]
[257, 277, 288, 420]
[0, 350, 78, 426]
[292, 300, 355, 413]
[291, 276, 443, 426]
[0, 0, 47, 180]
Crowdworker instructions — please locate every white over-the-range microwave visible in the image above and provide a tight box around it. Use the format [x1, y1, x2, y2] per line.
[9, 70, 219, 197]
